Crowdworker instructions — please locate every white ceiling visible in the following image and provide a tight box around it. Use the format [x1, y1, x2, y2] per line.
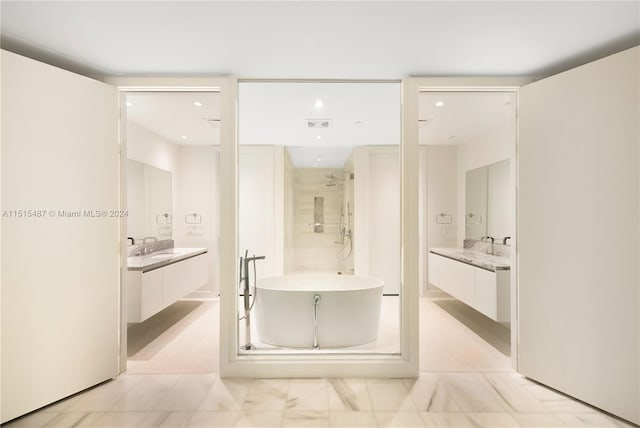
[419, 91, 517, 145]
[1, 1, 638, 80]
[19, 1, 631, 168]
[239, 82, 400, 167]
[124, 83, 515, 168]
[126, 92, 221, 146]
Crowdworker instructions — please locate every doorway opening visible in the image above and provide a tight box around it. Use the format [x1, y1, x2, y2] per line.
[121, 90, 222, 374]
[418, 90, 518, 372]
[235, 81, 403, 356]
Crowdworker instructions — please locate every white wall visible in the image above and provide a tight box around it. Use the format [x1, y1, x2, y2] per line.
[422, 145, 458, 293]
[127, 121, 180, 232]
[1, 50, 120, 423]
[354, 146, 401, 294]
[519, 46, 639, 425]
[175, 146, 220, 295]
[127, 122, 221, 294]
[283, 149, 295, 273]
[426, 146, 458, 249]
[238, 146, 283, 278]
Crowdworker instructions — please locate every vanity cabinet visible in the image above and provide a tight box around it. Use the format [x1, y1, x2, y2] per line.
[128, 253, 209, 322]
[428, 252, 509, 322]
[139, 268, 164, 321]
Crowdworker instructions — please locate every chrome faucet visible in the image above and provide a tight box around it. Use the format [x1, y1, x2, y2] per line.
[481, 236, 495, 255]
[239, 251, 266, 351]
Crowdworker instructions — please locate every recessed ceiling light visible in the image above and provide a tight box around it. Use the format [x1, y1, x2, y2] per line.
[181, 135, 188, 140]
[353, 120, 363, 125]
[193, 101, 203, 107]
[435, 101, 445, 107]
[125, 101, 133, 107]
[449, 136, 457, 140]
[316, 135, 322, 140]
[315, 99, 323, 108]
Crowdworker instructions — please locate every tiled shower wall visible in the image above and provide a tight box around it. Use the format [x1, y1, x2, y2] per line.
[287, 167, 353, 274]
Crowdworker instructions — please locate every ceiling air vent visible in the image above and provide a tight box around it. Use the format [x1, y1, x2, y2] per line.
[306, 119, 331, 128]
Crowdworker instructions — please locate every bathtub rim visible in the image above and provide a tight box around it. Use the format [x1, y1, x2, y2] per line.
[255, 274, 384, 292]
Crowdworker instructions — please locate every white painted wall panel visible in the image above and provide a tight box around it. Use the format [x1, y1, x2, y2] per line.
[238, 146, 278, 278]
[176, 146, 219, 295]
[519, 46, 639, 424]
[1, 50, 119, 423]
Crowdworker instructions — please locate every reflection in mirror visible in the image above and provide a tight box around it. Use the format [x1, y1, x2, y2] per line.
[127, 159, 172, 242]
[465, 159, 510, 242]
[237, 81, 401, 355]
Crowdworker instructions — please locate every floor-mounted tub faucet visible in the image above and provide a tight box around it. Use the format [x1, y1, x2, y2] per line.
[239, 251, 266, 351]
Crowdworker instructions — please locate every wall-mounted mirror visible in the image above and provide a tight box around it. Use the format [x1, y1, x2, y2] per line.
[127, 159, 172, 241]
[465, 158, 510, 241]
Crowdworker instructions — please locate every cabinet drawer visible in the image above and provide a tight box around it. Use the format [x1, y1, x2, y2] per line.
[196, 254, 209, 289]
[428, 253, 440, 287]
[440, 256, 475, 306]
[163, 257, 197, 305]
[474, 268, 497, 319]
[140, 269, 163, 321]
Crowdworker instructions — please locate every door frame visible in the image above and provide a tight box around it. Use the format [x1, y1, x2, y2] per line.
[103, 77, 235, 373]
[407, 77, 531, 369]
[221, 78, 418, 378]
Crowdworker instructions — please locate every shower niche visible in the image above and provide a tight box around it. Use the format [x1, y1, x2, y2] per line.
[236, 81, 402, 355]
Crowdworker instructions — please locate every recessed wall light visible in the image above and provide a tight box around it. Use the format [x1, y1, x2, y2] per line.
[193, 101, 203, 107]
[315, 99, 323, 108]
[435, 101, 445, 107]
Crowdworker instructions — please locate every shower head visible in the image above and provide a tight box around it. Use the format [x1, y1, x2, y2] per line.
[326, 172, 338, 187]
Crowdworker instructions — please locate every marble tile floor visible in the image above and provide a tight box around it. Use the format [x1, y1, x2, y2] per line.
[3, 295, 636, 427]
[4, 373, 634, 427]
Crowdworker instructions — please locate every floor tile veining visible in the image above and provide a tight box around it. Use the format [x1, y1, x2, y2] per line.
[2, 295, 635, 428]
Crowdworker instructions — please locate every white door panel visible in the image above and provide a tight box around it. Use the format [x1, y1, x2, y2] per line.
[518, 47, 639, 424]
[1, 50, 120, 423]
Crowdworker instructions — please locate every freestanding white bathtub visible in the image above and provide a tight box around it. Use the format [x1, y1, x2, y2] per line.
[254, 274, 384, 348]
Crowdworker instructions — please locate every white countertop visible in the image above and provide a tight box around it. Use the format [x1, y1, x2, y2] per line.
[430, 247, 510, 272]
[127, 247, 207, 272]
